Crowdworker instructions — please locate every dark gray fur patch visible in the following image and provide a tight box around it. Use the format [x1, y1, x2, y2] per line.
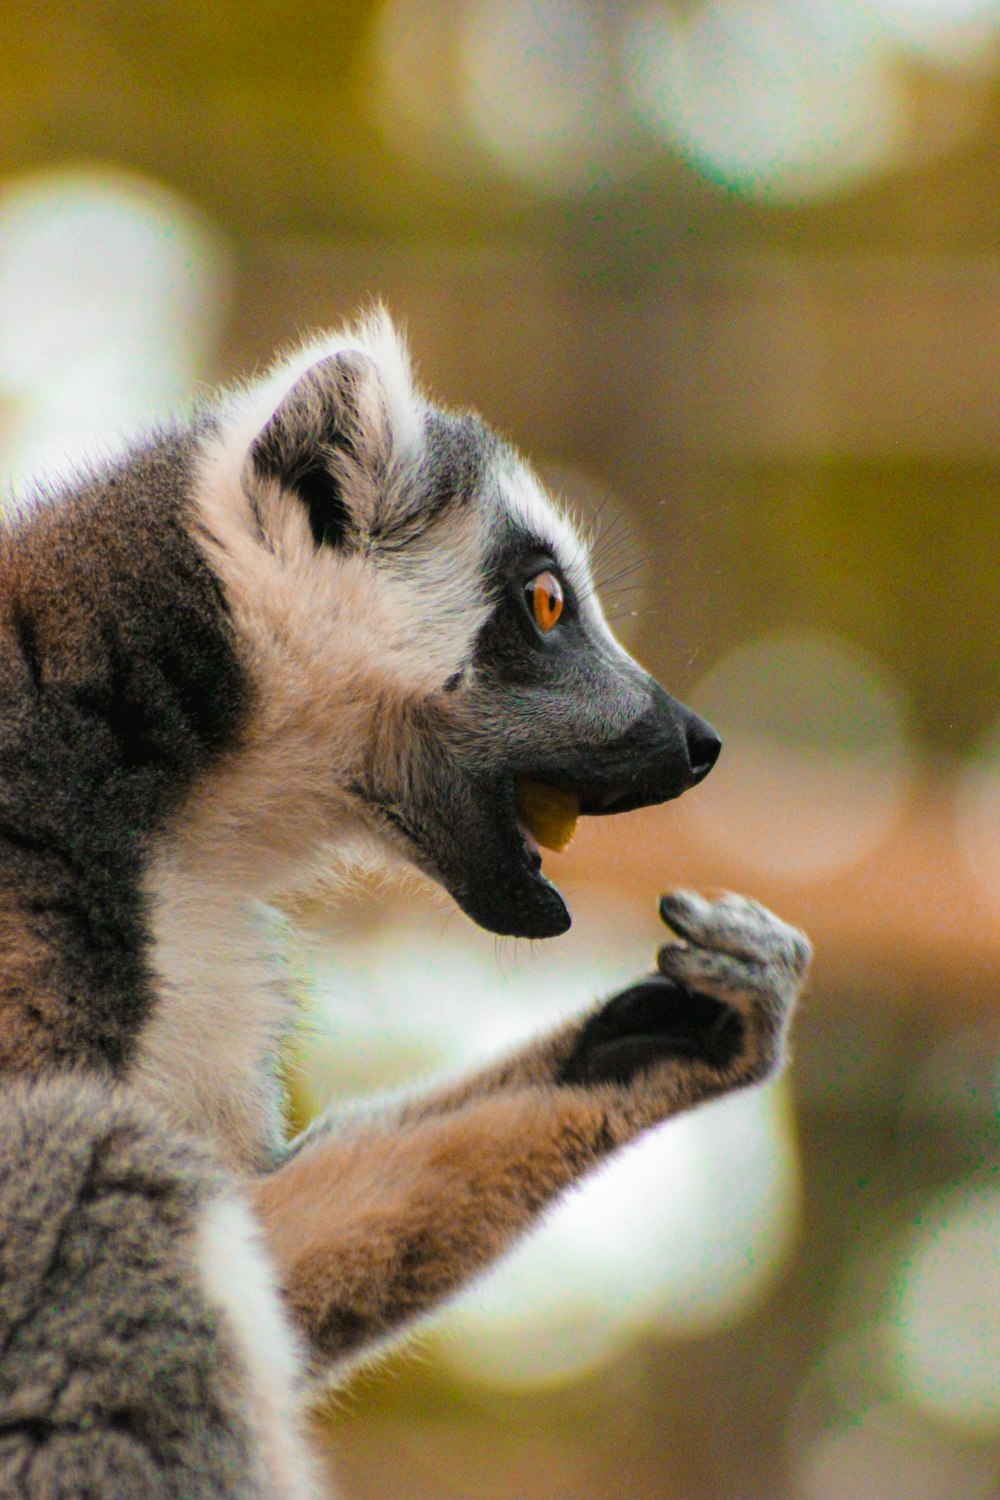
[0, 423, 249, 1075]
[0, 1076, 270, 1498]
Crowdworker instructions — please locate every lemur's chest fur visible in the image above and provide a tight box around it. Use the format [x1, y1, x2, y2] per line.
[137, 859, 293, 1169]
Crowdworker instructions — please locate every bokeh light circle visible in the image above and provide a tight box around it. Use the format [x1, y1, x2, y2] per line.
[623, 0, 903, 202]
[371, 0, 636, 193]
[682, 630, 912, 882]
[459, 0, 631, 193]
[885, 1184, 1000, 1435]
[0, 165, 229, 488]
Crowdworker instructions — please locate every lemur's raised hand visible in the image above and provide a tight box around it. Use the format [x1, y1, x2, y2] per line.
[256, 889, 809, 1371]
[0, 312, 810, 1498]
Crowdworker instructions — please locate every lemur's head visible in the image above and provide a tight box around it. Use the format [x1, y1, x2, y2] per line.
[197, 311, 719, 938]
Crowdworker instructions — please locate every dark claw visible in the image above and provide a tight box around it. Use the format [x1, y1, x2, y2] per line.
[658, 893, 694, 942]
[558, 975, 745, 1088]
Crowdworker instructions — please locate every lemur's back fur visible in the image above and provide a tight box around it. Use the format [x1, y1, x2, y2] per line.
[0, 312, 810, 1497]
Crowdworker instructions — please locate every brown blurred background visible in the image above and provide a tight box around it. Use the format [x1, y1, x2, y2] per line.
[2, 3, 1000, 1496]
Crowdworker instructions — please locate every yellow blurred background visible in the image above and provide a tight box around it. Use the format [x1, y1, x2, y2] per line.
[2, 3, 1000, 1496]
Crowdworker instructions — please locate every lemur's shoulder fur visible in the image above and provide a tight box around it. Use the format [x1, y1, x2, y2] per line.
[0, 311, 810, 1498]
[0, 420, 246, 1072]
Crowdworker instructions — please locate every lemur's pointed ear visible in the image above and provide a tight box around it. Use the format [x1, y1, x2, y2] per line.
[249, 348, 392, 549]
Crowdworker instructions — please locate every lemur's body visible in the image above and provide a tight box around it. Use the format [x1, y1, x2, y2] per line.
[0, 314, 810, 1498]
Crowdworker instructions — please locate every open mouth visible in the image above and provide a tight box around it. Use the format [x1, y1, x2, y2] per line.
[503, 772, 668, 939]
[410, 699, 721, 942]
[494, 742, 720, 939]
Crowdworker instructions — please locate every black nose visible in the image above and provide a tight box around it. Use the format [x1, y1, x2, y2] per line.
[685, 711, 722, 786]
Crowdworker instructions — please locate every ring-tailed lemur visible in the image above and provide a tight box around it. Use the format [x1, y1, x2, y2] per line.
[0, 311, 811, 1498]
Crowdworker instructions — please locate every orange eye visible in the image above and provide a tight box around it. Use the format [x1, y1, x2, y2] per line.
[527, 571, 564, 633]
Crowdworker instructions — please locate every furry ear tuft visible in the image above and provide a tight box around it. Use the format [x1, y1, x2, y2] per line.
[249, 349, 390, 550]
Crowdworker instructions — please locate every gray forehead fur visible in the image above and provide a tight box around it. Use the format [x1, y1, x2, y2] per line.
[406, 411, 577, 580]
[375, 406, 502, 553]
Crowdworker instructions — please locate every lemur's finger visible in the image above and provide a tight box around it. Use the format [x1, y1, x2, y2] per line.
[658, 890, 766, 959]
[658, 891, 811, 977]
[656, 939, 768, 1005]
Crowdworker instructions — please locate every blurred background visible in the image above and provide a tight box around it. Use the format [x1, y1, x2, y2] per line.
[2, 2, 1000, 1495]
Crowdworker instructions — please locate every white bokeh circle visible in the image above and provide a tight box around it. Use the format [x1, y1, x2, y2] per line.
[681, 630, 912, 882]
[0, 165, 229, 490]
[885, 1184, 1000, 1435]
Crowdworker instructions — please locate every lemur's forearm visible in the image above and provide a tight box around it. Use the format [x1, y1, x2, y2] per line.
[254, 893, 810, 1371]
[255, 1073, 720, 1370]
[283, 1017, 583, 1159]
[256, 1064, 748, 1371]
[254, 1087, 612, 1367]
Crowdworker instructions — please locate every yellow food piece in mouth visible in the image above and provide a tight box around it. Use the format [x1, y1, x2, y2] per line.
[515, 780, 580, 853]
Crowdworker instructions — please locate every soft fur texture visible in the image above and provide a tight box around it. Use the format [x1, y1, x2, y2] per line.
[0, 311, 811, 1496]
